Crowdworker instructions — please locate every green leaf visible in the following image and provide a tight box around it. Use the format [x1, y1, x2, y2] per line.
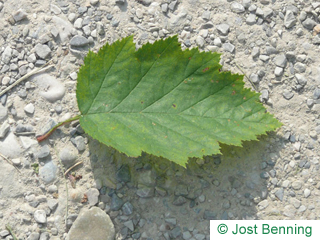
[76, 36, 282, 167]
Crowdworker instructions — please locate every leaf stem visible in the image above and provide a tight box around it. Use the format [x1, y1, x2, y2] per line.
[36, 115, 81, 142]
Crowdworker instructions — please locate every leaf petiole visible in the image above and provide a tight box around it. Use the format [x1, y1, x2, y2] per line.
[36, 115, 81, 142]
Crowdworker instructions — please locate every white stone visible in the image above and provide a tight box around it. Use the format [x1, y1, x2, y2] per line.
[34, 210, 47, 223]
[24, 103, 35, 114]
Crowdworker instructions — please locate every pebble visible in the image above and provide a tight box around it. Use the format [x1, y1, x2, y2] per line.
[0, 121, 10, 139]
[304, 189, 311, 198]
[12, 9, 28, 22]
[302, 18, 317, 30]
[35, 44, 51, 59]
[28, 232, 40, 240]
[74, 136, 86, 151]
[37, 144, 51, 159]
[203, 210, 216, 220]
[47, 199, 58, 211]
[292, 181, 302, 190]
[282, 90, 294, 100]
[314, 88, 320, 99]
[24, 103, 35, 114]
[196, 36, 205, 48]
[39, 161, 57, 184]
[67, 207, 115, 240]
[274, 67, 283, 77]
[284, 10, 296, 28]
[59, 147, 78, 168]
[275, 188, 284, 201]
[48, 184, 58, 193]
[124, 220, 134, 231]
[110, 193, 124, 211]
[34, 209, 47, 223]
[136, 187, 154, 198]
[74, 18, 83, 29]
[222, 42, 235, 53]
[246, 14, 256, 25]
[273, 54, 287, 68]
[86, 188, 100, 206]
[231, 2, 245, 13]
[70, 35, 89, 47]
[283, 205, 296, 217]
[33, 73, 66, 103]
[258, 199, 269, 210]
[216, 24, 230, 35]
[122, 202, 133, 215]
[2, 46, 13, 64]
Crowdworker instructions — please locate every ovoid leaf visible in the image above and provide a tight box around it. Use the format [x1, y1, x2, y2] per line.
[76, 36, 282, 167]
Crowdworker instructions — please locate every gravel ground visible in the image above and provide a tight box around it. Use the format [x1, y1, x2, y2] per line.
[1, 0, 320, 239]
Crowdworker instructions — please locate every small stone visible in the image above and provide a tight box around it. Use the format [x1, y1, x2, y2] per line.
[314, 88, 320, 99]
[213, 38, 222, 47]
[246, 14, 256, 25]
[136, 187, 154, 198]
[203, 210, 216, 220]
[116, 164, 131, 183]
[11, 158, 21, 166]
[222, 43, 235, 53]
[304, 189, 311, 198]
[258, 200, 269, 210]
[74, 136, 86, 151]
[37, 145, 50, 159]
[122, 202, 133, 215]
[90, 0, 99, 6]
[74, 18, 83, 29]
[172, 196, 187, 206]
[292, 181, 302, 190]
[86, 188, 100, 206]
[217, 23, 230, 35]
[27, 53, 37, 63]
[294, 62, 306, 73]
[27, 232, 40, 240]
[302, 18, 317, 30]
[251, 47, 260, 58]
[12, 9, 28, 22]
[282, 90, 294, 100]
[35, 44, 51, 59]
[39, 161, 57, 184]
[2, 46, 13, 64]
[78, 6, 87, 15]
[202, 11, 211, 21]
[260, 89, 269, 101]
[250, 73, 259, 84]
[34, 209, 47, 223]
[110, 193, 124, 211]
[196, 36, 205, 48]
[47, 199, 58, 211]
[274, 67, 283, 77]
[283, 205, 296, 217]
[273, 54, 287, 68]
[259, 55, 270, 62]
[306, 99, 314, 108]
[284, 10, 296, 28]
[0, 105, 8, 122]
[124, 220, 134, 231]
[0, 121, 10, 139]
[170, 226, 181, 238]
[67, 207, 115, 240]
[59, 147, 78, 168]
[295, 74, 307, 86]
[275, 188, 284, 201]
[48, 185, 58, 193]
[231, 2, 245, 13]
[0, 230, 9, 238]
[24, 103, 35, 114]
[70, 35, 89, 47]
